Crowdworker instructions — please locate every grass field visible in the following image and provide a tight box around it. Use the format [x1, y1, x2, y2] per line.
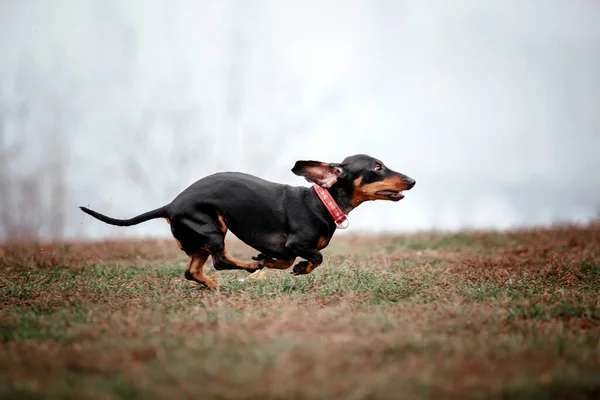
[1, 224, 599, 399]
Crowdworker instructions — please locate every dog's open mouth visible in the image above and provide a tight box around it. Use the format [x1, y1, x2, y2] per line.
[376, 190, 405, 201]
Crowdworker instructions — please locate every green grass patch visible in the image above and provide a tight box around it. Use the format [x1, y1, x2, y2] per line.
[1, 226, 599, 399]
[219, 264, 427, 304]
[508, 301, 600, 321]
[0, 307, 90, 342]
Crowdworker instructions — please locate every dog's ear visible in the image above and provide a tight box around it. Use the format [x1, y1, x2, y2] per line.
[291, 160, 346, 188]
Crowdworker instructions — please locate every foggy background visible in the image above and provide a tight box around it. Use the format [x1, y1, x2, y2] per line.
[1, 0, 599, 240]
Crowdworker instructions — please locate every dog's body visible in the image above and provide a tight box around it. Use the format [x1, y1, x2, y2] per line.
[80, 154, 415, 288]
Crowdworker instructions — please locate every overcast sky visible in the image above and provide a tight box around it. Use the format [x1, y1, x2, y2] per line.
[1, 0, 599, 239]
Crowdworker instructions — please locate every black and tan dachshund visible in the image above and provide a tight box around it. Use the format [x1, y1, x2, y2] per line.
[80, 154, 416, 288]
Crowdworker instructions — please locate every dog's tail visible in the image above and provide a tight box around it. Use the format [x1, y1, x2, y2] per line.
[79, 205, 168, 227]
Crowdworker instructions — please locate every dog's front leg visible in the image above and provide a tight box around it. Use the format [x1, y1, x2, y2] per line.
[285, 240, 323, 275]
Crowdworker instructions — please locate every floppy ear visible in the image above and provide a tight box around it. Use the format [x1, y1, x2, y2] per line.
[291, 160, 346, 188]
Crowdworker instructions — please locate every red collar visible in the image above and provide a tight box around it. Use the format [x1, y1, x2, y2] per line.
[313, 184, 349, 229]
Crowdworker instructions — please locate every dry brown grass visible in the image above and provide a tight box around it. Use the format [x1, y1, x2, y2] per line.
[1, 224, 599, 399]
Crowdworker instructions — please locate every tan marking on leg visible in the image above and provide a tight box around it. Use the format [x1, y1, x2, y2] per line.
[164, 218, 171, 224]
[186, 251, 218, 289]
[262, 257, 296, 270]
[220, 248, 262, 271]
[303, 262, 318, 274]
[217, 215, 228, 234]
[292, 261, 320, 275]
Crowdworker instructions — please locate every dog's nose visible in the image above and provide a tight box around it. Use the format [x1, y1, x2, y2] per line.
[406, 178, 416, 189]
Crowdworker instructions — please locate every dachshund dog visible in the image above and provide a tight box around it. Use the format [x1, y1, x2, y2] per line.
[80, 154, 416, 289]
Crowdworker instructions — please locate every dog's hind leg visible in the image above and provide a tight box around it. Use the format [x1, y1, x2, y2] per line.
[211, 247, 264, 273]
[208, 215, 264, 273]
[177, 213, 263, 274]
[184, 250, 218, 289]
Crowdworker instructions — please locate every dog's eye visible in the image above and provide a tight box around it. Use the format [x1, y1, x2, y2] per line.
[374, 164, 383, 172]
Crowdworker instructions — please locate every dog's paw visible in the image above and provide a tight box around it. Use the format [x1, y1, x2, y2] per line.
[250, 253, 280, 271]
[291, 261, 310, 276]
[244, 260, 265, 273]
[251, 253, 267, 261]
[184, 270, 219, 289]
[252, 253, 277, 263]
[184, 270, 195, 281]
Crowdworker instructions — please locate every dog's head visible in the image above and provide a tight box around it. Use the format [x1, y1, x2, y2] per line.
[292, 154, 416, 205]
